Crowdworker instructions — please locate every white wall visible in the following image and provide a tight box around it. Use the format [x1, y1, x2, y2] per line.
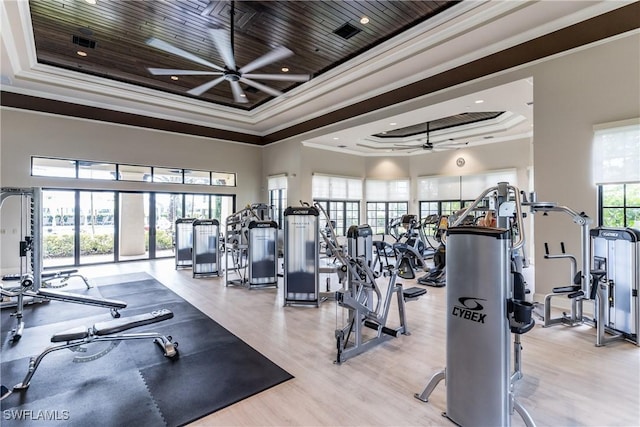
[2, 32, 638, 297]
[0, 109, 262, 270]
[263, 32, 639, 301]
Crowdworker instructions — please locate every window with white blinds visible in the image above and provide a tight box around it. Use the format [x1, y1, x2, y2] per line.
[312, 174, 362, 200]
[460, 169, 518, 200]
[418, 169, 518, 201]
[365, 179, 410, 201]
[417, 176, 460, 200]
[268, 174, 288, 190]
[593, 119, 640, 185]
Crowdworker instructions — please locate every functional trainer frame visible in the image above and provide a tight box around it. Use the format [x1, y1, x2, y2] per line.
[1, 187, 127, 341]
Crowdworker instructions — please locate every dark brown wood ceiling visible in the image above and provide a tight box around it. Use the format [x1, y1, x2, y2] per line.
[29, 0, 457, 109]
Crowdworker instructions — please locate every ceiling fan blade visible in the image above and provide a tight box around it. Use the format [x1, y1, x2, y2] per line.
[239, 77, 283, 98]
[208, 28, 236, 70]
[229, 81, 248, 104]
[147, 68, 223, 76]
[239, 46, 293, 74]
[187, 76, 225, 96]
[147, 38, 224, 72]
[242, 73, 310, 82]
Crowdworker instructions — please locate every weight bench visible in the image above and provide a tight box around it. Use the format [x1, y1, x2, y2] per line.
[7, 308, 178, 394]
[1, 275, 127, 341]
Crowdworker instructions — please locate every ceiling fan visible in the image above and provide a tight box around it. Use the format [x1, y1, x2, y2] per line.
[357, 123, 470, 153]
[145, 1, 310, 104]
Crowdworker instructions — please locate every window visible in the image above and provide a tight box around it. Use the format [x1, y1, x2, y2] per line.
[366, 201, 408, 235]
[31, 157, 236, 187]
[119, 164, 152, 182]
[314, 200, 360, 235]
[153, 167, 183, 183]
[365, 179, 409, 235]
[593, 119, 640, 228]
[42, 189, 235, 268]
[78, 161, 116, 180]
[312, 174, 362, 234]
[32, 158, 76, 178]
[599, 184, 640, 227]
[184, 170, 211, 185]
[417, 170, 517, 219]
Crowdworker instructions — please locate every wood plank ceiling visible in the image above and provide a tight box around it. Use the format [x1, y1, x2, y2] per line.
[29, 0, 457, 109]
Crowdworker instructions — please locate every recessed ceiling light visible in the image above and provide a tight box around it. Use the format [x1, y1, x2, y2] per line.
[281, 67, 289, 73]
[333, 137, 339, 140]
[76, 50, 87, 57]
[475, 99, 484, 104]
[240, 94, 246, 98]
[360, 16, 370, 24]
[389, 122, 397, 126]
[84, 0, 97, 4]
[170, 76, 179, 81]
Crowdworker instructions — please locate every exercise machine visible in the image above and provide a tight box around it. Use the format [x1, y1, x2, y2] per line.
[590, 227, 639, 346]
[1, 308, 178, 399]
[192, 219, 220, 278]
[417, 215, 448, 287]
[415, 182, 536, 427]
[538, 241, 585, 327]
[225, 204, 278, 289]
[524, 200, 593, 330]
[283, 206, 320, 306]
[316, 205, 426, 364]
[1, 188, 127, 341]
[175, 218, 196, 269]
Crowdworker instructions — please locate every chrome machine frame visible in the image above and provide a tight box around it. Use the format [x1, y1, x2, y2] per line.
[1, 187, 126, 341]
[415, 182, 535, 427]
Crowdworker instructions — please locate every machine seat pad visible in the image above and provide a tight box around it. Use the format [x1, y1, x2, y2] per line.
[51, 326, 90, 342]
[403, 286, 427, 299]
[552, 285, 581, 293]
[93, 309, 173, 336]
[510, 319, 535, 335]
[37, 289, 127, 309]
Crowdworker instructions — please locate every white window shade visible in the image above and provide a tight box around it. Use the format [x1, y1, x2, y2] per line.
[312, 174, 362, 200]
[417, 176, 460, 200]
[461, 169, 518, 200]
[593, 121, 640, 184]
[365, 179, 410, 201]
[268, 174, 287, 190]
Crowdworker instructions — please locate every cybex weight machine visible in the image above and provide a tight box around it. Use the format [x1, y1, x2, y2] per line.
[415, 182, 536, 427]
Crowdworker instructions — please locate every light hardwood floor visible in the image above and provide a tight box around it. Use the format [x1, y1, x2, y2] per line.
[46, 259, 640, 426]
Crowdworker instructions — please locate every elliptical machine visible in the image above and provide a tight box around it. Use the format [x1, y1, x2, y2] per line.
[418, 215, 448, 287]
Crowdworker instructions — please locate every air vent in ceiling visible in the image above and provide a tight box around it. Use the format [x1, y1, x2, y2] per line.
[72, 35, 96, 49]
[333, 22, 361, 40]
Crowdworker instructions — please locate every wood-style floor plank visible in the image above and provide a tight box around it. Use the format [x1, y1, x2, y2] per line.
[66, 259, 640, 426]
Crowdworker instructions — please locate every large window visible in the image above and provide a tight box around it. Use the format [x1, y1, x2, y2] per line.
[312, 174, 362, 234]
[593, 119, 640, 228]
[599, 184, 640, 228]
[42, 189, 234, 268]
[365, 179, 409, 235]
[418, 169, 517, 219]
[32, 156, 236, 187]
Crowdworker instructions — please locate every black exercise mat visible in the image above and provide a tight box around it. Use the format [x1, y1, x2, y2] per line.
[1, 276, 293, 426]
